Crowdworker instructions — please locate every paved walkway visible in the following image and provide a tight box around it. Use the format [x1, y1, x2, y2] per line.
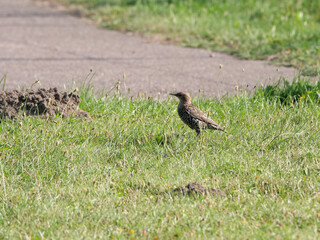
[0, 0, 297, 97]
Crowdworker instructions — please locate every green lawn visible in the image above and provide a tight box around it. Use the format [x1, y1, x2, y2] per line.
[1, 81, 320, 238]
[57, 0, 320, 76]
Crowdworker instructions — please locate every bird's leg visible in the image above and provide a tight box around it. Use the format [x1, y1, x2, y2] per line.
[196, 128, 201, 136]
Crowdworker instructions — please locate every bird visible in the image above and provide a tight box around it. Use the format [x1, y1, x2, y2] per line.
[170, 92, 227, 135]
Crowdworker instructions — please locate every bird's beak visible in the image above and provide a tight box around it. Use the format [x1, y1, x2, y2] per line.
[169, 93, 176, 96]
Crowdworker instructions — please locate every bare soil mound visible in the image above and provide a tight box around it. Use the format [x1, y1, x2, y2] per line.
[0, 88, 90, 120]
[174, 182, 221, 196]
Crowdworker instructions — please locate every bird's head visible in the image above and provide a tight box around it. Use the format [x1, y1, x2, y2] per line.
[170, 92, 191, 104]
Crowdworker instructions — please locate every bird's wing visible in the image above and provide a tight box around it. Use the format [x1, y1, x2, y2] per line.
[186, 104, 225, 131]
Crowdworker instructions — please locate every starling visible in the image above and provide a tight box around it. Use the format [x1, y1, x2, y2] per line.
[170, 92, 227, 135]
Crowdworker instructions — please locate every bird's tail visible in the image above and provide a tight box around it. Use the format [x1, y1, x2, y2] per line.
[208, 123, 228, 133]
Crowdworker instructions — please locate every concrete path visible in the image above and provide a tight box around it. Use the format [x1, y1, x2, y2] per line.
[0, 0, 297, 97]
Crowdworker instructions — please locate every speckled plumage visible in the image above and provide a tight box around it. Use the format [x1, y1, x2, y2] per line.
[170, 92, 227, 135]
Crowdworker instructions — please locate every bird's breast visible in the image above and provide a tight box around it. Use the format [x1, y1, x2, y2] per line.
[177, 104, 199, 129]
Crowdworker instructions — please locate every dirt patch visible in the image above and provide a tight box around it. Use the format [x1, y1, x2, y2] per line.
[173, 182, 221, 196]
[0, 88, 90, 120]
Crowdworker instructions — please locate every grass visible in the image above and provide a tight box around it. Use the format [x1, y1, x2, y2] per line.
[56, 0, 320, 76]
[1, 79, 320, 239]
[255, 75, 320, 104]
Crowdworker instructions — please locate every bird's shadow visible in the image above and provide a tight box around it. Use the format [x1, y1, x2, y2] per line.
[124, 182, 225, 201]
